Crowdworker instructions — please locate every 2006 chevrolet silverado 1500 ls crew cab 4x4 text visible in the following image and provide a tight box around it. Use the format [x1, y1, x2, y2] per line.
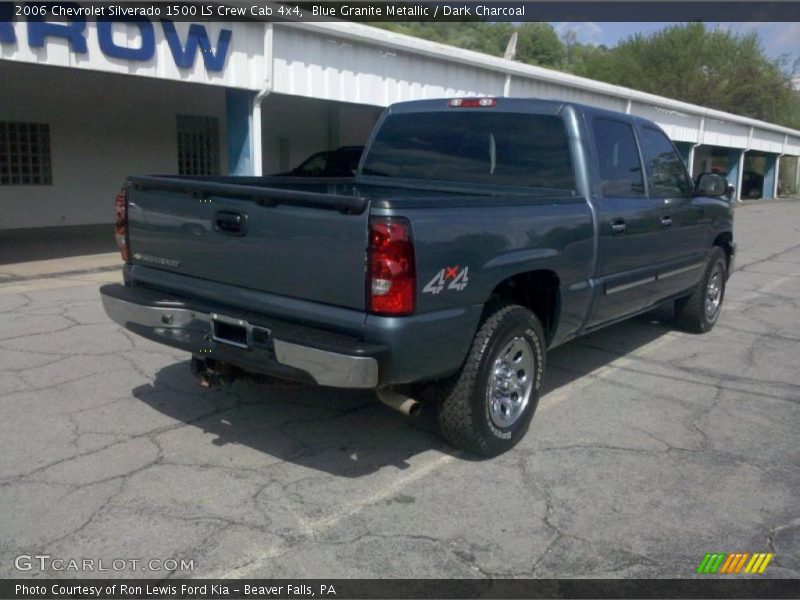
[101, 97, 735, 456]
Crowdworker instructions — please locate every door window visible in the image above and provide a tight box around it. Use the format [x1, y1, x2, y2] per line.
[592, 119, 645, 198]
[639, 127, 691, 198]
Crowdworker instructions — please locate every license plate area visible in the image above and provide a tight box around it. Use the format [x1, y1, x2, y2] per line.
[211, 313, 250, 349]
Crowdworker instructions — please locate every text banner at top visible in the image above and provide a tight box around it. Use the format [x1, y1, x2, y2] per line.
[2, 1, 800, 22]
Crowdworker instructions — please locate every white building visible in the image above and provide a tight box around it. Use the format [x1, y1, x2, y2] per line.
[2, 18, 799, 231]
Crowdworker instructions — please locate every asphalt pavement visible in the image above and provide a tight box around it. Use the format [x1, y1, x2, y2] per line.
[1, 200, 798, 579]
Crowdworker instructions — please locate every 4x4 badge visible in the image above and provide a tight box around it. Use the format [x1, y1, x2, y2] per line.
[423, 266, 469, 295]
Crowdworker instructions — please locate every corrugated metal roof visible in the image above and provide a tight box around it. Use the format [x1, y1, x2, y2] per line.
[3, 15, 798, 154]
[283, 21, 800, 153]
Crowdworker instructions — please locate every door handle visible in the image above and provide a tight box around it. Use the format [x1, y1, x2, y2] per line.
[611, 220, 626, 234]
[214, 211, 247, 236]
[661, 215, 673, 228]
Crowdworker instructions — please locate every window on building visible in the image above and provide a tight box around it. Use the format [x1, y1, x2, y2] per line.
[592, 119, 645, 198]
[0, 121, 52, 185]
[639, 127, 692, 198]
[176, 115, 220, 176]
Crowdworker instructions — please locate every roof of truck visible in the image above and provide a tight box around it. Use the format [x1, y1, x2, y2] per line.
[385, 97, 659, 129]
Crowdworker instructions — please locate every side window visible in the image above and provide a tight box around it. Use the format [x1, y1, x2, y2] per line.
[639, 127, 691, 198]
[592, 119, 645, 198]
[297, 153, 328, 175]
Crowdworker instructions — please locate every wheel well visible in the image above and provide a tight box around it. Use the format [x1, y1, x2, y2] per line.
[487, 271, 560, 344]
[713, 232, 733, 269]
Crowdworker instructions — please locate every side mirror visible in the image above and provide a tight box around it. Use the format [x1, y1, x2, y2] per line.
[696, 173, 728, 198]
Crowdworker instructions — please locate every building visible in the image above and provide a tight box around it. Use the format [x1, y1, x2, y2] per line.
[2, 17, 800, 231]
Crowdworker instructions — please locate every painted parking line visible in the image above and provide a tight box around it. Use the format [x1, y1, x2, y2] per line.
[724, 275, 794, 311]
[211, 268, 797, 579]
[209, 331, 685, 579]
[214, 452, 460, 578]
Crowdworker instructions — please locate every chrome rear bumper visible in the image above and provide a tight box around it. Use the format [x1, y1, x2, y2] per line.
[100, 284, 381, 389]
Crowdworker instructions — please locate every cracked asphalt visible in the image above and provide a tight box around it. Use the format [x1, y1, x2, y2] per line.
[1, 200, 799, 580]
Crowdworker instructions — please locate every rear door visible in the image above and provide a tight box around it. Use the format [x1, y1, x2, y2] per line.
[637, 126, 708, 299]
[588, 117, 662, 326]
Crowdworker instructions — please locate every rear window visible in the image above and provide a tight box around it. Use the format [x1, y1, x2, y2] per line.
[361, 112, 576, 191]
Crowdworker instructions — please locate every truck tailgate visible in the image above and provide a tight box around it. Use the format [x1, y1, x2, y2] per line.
[126, 177, 370, 310]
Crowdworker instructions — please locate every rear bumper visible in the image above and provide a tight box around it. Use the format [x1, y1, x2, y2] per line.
[100, 283, 385, 388]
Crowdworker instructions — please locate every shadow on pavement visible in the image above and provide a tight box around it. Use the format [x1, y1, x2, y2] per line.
[543, 304, 675, 396]
[133, 304, 676, 477]
[0, 224, 116, 264]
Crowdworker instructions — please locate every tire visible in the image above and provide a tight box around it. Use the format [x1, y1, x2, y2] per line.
[675, 246, 728, 334]
[436, 303, 546, 457]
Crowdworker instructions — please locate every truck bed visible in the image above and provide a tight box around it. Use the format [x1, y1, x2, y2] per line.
[125, 175, 576, 313]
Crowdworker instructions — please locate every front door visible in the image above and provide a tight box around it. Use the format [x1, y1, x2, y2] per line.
[637, 126, 709, 300]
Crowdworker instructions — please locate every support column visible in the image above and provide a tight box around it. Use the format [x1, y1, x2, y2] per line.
[795, 156, 800, 196]
[687, 145, 699, 178]
[726, 148, 745, 202]
[225, 88, 256, 176]
[762, 154, 778, 199]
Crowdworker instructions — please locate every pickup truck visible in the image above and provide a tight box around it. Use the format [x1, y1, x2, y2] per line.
[101, 97, 735, 456]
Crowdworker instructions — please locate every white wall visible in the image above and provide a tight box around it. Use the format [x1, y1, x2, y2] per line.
[273, 26, 508, 106]
[1, 20, 267, 90]
[259, 94, 380, 175]
[338, 102, 382, 146]
[278, 22, 800, 152]
[0, 62, 226, 229]
[0, 63, 381, 230]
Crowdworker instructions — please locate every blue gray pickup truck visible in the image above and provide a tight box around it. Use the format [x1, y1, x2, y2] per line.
[101, 97, 735, 456]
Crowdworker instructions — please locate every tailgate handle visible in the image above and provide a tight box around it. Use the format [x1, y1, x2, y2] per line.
[214, 211, 247, 236]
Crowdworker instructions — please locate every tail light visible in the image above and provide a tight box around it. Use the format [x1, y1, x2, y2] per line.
[368, 217, 415, 315]
[115, 187, 129, 261]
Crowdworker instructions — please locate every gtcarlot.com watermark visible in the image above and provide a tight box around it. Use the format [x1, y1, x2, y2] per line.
[15, 554, 195, 573]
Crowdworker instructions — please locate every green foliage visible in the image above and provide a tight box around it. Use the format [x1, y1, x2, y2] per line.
[571, 23, 800, 128]
[373, 22, 800, 129]
[513, 23, 565, 66]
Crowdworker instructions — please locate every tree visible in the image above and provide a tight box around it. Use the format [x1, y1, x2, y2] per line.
[372, 22, 800, 128]
[512, 23, 565, 66]
[571, 23, 800, 128]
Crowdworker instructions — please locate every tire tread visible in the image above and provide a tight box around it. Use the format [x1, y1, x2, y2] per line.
[437, 302, 543, 456]
[675, 246, 727, 334]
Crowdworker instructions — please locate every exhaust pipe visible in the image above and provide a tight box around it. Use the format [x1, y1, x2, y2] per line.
[377, 389, 421, 417]
[191, 357, 236, 388]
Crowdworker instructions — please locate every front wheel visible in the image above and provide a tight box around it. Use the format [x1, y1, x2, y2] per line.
[436, 303, 546, 457]
[675, 246, 728, 333]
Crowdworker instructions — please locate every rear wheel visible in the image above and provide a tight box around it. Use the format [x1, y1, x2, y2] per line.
[436, 303, 546, 457]
[675, 246, 727, 333]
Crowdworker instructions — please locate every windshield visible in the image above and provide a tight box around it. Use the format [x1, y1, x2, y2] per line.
[361, 112, 576, 190]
